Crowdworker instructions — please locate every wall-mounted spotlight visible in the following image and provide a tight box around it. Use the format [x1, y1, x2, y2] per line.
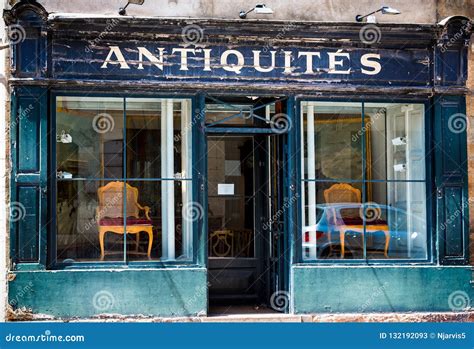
[57, 130, 72, 144]
[119, 0, 145, 16]
[356, 6, 401, 22]
[239, 4, 274, 19]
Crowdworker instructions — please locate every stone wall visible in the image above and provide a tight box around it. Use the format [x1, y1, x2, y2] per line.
[30, 0, 437, 23]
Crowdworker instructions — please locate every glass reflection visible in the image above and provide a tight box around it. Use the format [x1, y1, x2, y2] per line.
[56, 97, 194, 263]
[56, 97, 124, 179]
[301, 102, 427, 261]
[57, 180, 124, 262]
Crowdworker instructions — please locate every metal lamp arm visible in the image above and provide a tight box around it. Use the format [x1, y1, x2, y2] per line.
[239, 7, 255, 19]
[355, 8, 382, 22]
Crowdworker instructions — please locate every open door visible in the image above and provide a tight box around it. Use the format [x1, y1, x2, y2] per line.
[205, 96, 290, 312]
[265, 133, 290, 312]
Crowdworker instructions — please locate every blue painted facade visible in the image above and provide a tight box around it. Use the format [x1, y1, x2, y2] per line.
[4, 1, 473, 318]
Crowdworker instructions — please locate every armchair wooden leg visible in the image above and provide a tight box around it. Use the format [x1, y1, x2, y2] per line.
[135, 232, 140, 252]
[383, 231, 390, 258]
[99, 229, 106, 261]
[146, 228, 153, 259]
[340, 230, 345, 258]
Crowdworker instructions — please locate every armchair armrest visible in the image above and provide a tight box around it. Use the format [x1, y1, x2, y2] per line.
[137, 203, 151, 220]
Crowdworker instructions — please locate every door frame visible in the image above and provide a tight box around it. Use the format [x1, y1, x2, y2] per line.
[200, 94, 294, 312]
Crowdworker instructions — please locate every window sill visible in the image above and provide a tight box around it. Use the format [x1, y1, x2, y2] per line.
[293, 259, 435, 267]
[49, 261, 203, 271]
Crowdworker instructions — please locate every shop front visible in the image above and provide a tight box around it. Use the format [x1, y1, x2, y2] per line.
[5, 1, 472, 318]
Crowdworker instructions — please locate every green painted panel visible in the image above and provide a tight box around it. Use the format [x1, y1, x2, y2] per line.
[11, 87, 48, 266]
[444, 186, 464, 257]
[434, 96, 469, 264]
[17, 186, 39, 262]
[9, 268, 207, 318]
[292, 266, 473, 313]
[17, 97, 40, 173]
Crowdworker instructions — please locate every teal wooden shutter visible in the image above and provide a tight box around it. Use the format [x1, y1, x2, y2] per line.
[10, 86, 48, 268]
[434, 95, 469, 265]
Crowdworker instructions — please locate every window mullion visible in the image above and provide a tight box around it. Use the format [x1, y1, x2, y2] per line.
[161, 99, 175, 260]
[362, 102, 367, 260]
[123, 97, 127, 264]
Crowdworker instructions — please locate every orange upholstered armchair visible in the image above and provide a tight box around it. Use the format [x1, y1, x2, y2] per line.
[323, 183, 390, 258]
[324, 183, 361, 204]
[96, 181, 153, 260]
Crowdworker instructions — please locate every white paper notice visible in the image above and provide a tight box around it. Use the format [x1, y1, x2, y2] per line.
[218, 183, 234, 195]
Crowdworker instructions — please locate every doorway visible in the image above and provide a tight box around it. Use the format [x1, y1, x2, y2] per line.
[205, 96, 288, 312]
[205, 96, 289, 312]
[207, 136, 257, 303]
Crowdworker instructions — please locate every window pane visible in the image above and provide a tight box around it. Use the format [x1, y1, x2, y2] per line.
[302, 102, 363, 181]
[364, 182, 427, 260]
[206, 103, 255, 126]
[205, 98, 284, 128]
[56, 96, 194, 263]
[56, 97, 124, 179]
[208, 137, 255, 258]
[57, 180, 124, 262]
[365, 103, 425, 181]
[145, 180, 193, 260]
[302, 181, 365, 260]
[126, 98, 193, 179]
[117, 180, 161, 261]
[301, 180, 428, 261]
[301, 101, 427, 261]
